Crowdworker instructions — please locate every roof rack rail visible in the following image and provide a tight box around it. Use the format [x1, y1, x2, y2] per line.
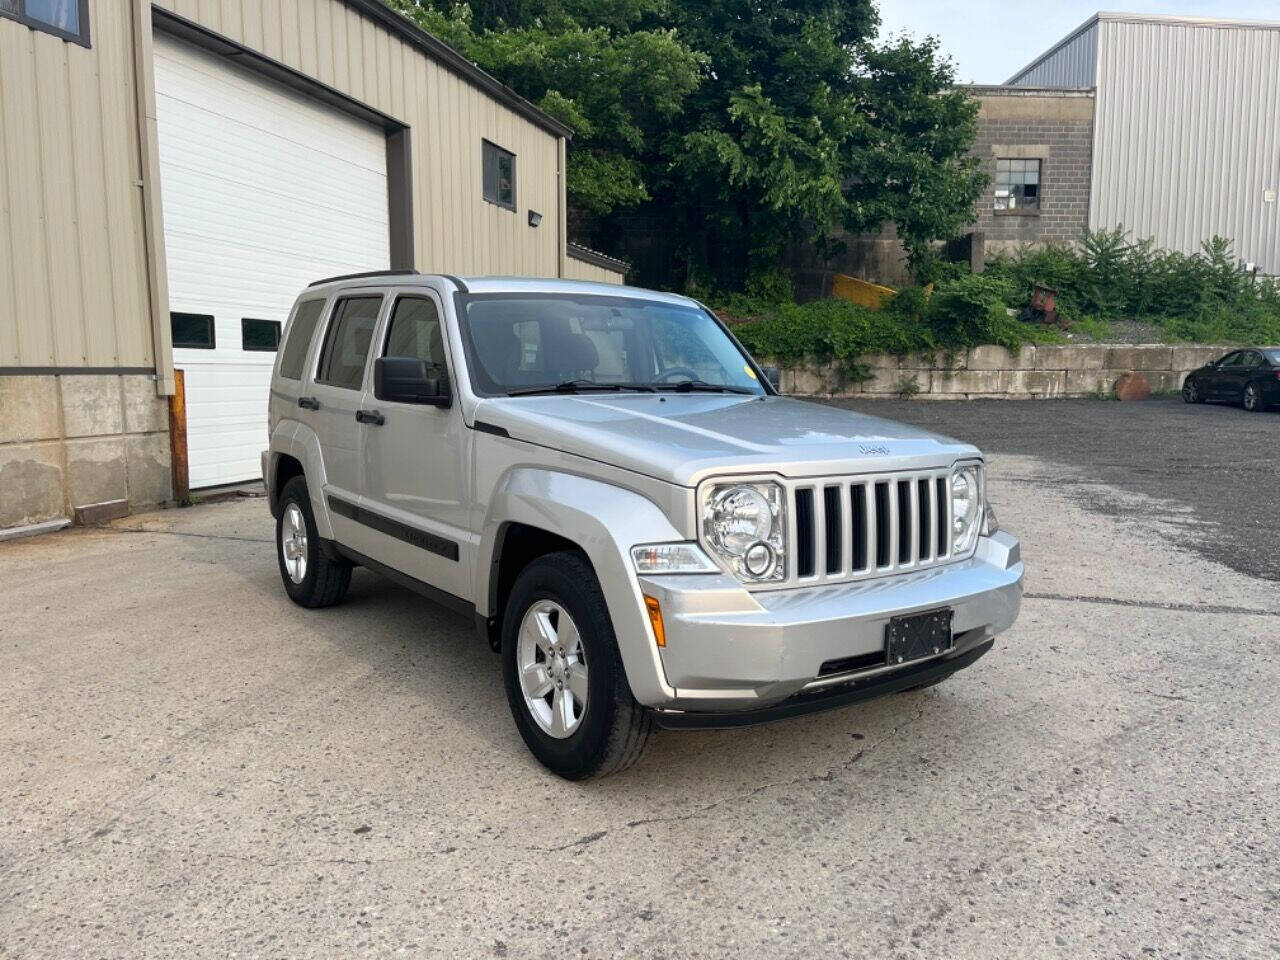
[308, 269, 420, 288]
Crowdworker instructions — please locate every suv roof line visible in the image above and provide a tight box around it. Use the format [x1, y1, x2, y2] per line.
[307, 269, 420, 288]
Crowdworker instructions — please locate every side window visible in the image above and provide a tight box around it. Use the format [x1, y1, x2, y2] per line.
[482, 139, 516, 210]
[316, 296, 383, 390]
[1242, 351, 1265, 368]
[278, 300, 326, 380]
[1219, 351, 1244, 367]
[384, 297, 445, 369]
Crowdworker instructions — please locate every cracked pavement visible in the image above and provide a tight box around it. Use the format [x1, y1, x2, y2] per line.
[2, 400, 1278, 959]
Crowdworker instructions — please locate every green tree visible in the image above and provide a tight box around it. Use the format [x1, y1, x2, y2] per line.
[384, 0, 984, 291]
[387, 0, 703, 215]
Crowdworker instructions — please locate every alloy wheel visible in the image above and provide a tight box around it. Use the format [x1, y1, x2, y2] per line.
[1244, 384, 1261, 411]
[281, 502, 309, 583]
[517, 600, 589, 738]
[1182, 380, 1198, 403]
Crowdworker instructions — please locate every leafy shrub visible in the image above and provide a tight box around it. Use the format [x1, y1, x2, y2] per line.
[985, 230, 1280, 344]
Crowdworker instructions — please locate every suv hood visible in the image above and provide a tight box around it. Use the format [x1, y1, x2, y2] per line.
[474, 394, 980, 487]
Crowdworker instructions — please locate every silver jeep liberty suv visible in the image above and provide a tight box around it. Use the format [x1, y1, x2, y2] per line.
[264, 272, 1023, 779]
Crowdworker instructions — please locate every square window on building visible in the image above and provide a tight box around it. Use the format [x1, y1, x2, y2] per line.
[482, 140, 516, 210]
[171, 313, 215, 350]
[241, 318, 282, 352]
[0, 0, 90, 46]
[994, 158, 1041, 211]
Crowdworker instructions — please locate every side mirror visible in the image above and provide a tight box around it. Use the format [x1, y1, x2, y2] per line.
[761, 365, 783, 391]
[374, 356, 451, 407]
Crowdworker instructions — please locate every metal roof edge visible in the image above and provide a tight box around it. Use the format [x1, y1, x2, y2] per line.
[566, 242, 631, 273]
[1005, 13, 1100, 85]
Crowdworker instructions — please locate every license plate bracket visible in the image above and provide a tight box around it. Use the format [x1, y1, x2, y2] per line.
[885, 608, 954, 666]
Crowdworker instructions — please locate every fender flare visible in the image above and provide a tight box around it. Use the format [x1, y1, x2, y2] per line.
[478, 468, 683, 706]
[267, 421, 335, 540]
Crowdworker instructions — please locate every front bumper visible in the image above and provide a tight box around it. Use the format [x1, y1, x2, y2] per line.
[636, 531, 1023, 715]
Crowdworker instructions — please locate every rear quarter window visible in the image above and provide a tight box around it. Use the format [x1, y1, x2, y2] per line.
[278, 300, 327, 380]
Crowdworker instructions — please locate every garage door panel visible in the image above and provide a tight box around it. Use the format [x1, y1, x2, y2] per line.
[155, 33, 390, 488]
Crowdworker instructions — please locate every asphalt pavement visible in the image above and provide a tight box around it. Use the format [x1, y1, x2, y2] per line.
[1, 399, 1277, 959]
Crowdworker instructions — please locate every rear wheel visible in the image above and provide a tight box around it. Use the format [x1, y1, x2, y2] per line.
[1182, 378, 1204, 403]
[501, 552, 653, 779]
[1243, 382, 1265, 412]
[276, 476, 352, 608]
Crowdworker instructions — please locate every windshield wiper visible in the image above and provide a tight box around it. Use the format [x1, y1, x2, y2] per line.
[657, 380, 755, 395]
[507, 379, 656, 396]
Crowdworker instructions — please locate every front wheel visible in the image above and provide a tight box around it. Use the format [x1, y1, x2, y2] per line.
[1243, 382, 1265, 412]
[1182, 378, 1204, 404]
[276, 476, 352, 608]
[501, 552, 653, 779]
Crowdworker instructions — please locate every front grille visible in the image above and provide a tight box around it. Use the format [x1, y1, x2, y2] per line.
[789, 469, 953, 587]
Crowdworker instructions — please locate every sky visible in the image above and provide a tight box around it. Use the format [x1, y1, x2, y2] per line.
[875, 1, 1280, 83]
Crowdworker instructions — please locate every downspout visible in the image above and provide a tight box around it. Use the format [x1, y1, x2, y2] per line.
[129, 0, 175, 397]
[557, 136, 567, 279]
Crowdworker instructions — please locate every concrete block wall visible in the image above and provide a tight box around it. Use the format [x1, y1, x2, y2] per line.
[971, 88, 1096, 256]
[781, 344, 1230, 401]
[0, 375, 171, 532]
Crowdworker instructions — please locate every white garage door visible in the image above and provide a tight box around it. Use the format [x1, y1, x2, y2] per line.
[154, 34, 390, 488]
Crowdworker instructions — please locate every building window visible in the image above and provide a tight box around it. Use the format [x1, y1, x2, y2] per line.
[241, 318, 282, 352]
[171, 313, 215, 350]
[994, 158, 1041, 211]
[0, 0, 91, 46]
[482, 140, 516, 210]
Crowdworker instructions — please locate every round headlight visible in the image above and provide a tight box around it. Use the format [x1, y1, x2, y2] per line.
[708, 486, 773, 555]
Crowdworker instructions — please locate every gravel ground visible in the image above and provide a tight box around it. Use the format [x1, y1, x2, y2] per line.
[825, 395, 1280, 581]
[1, 401, 1278, 959]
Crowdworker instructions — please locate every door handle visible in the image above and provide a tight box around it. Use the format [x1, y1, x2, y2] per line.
[297, 396, 320, 410]
[356, 409, 385, 426]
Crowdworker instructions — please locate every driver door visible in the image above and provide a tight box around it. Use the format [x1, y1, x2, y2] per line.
[358, 290, 473, 600]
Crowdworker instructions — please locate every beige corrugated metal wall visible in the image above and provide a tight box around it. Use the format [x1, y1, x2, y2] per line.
[563, 256, 624, 285]
[152, 0, 564, 280]
[0, 6, 155, 369]
[1090, 18, 1280, 274]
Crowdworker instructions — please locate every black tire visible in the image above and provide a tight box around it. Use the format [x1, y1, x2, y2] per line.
[1243, 382, 1265, 412]
[501, 552, 653, 780]
[276, 475, 352, 608]
[1182, 377, 1204, 404]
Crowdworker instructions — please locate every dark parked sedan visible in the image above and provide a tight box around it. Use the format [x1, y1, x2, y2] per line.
[1182, 347, 1280, 412]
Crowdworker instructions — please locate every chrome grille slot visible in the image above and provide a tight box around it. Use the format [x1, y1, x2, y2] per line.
[786, 468, 956, 588]
[823, 486, 842, 575]
[795, 488, 816, 578]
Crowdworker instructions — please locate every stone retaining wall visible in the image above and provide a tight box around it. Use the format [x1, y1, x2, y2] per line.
[781, 344, 1232, 400]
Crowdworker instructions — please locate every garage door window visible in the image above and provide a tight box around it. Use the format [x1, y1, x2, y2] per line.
[482, 140, 516, 210]
[316, 296, 382, 390]
[242, 318, 282, 352]
[0, 0, 90, 46]
[171, 312, 215, 349]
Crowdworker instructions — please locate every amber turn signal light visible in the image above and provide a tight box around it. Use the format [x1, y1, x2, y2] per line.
[643, 595, 666, 647]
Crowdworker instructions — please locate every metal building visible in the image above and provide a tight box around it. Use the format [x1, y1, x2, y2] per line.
[1007, 12, 1280, 274]
[0, 0, 625, 536]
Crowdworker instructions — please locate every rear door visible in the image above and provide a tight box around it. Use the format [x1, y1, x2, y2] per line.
[1206, 351, 1243, 398]
[358, 291, 473, 599]
[305, 293, 385, 547]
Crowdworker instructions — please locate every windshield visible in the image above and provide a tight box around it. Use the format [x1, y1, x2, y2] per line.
[1265, 349, 1280, 365]
[455, 293, 768, 397]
